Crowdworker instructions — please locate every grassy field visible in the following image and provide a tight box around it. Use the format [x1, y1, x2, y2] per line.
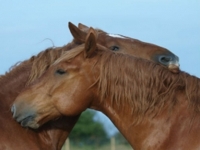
[62, 143, 133, 150]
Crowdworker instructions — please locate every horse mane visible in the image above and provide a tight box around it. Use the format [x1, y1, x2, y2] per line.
[0, 41, 79, 86]
[0, 27, 104, 86]
[97, 50, 200, 118]
[53, 45, 200, 117]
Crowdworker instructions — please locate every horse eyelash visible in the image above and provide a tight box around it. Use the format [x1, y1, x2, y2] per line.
[110, 46, 120, 51]
[55, 69, 66, 75]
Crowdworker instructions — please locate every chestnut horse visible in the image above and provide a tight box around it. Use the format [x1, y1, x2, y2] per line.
[12, 29, 200, 150]
[2, 22, 179, 149]
[0, 47, 79, 150]
[0, 20, 179, 150]
[5, 22, 178, 149]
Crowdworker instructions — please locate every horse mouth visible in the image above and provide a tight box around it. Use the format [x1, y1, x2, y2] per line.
[19, 115, 40, 129]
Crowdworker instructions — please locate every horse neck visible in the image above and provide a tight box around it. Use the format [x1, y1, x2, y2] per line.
[93, 91, 200, 150]
[0, 62, 31, 106]
[0, 62, 70, 150]
[92, 97, 142, 148]
[89, 53, 200, 149]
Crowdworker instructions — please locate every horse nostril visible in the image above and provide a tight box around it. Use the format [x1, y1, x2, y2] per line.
[159, 56, 172, 64]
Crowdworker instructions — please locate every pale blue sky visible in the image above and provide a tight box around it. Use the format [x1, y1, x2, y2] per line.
[0, 0, 199, 136]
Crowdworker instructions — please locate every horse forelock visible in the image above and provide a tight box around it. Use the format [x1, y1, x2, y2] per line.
[26, 47, 64, 85]
[27, 40, 82, 85]
[97, 51, 200, 120]
[53, 45, 85, 66]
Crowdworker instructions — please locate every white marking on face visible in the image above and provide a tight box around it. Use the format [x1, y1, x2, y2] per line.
[107, 33, 127, 39]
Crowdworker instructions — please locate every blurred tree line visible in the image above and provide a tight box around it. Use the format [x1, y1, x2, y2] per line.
[69, 110, 109, 146]
[69, 109, 129, 147]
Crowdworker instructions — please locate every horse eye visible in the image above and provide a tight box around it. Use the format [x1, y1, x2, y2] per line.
[55, 69, 66, 75]
[110, 46, 119, 51]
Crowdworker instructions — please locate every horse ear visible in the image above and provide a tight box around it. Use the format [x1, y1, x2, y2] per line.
[84, 28, 97, 58]
[78, 23, 89, 31]
[68, 22, 87, 43]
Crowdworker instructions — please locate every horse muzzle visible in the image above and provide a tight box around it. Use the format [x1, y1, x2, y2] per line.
[11, 103, 40, 129]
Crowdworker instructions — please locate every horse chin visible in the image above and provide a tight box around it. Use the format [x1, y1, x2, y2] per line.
[20, 116, 40, 129]
[22, 121, 40, 129]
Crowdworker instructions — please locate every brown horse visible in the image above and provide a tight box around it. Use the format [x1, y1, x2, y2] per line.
[12, 29, 200, 150]
[0, 48, 80, 150]
[2, 22, 178, 149]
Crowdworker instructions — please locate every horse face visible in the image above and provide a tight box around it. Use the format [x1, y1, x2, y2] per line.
[97, 32, 179, 73]
[11, 50, 96, 129]
[12, 28, 99, 129]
